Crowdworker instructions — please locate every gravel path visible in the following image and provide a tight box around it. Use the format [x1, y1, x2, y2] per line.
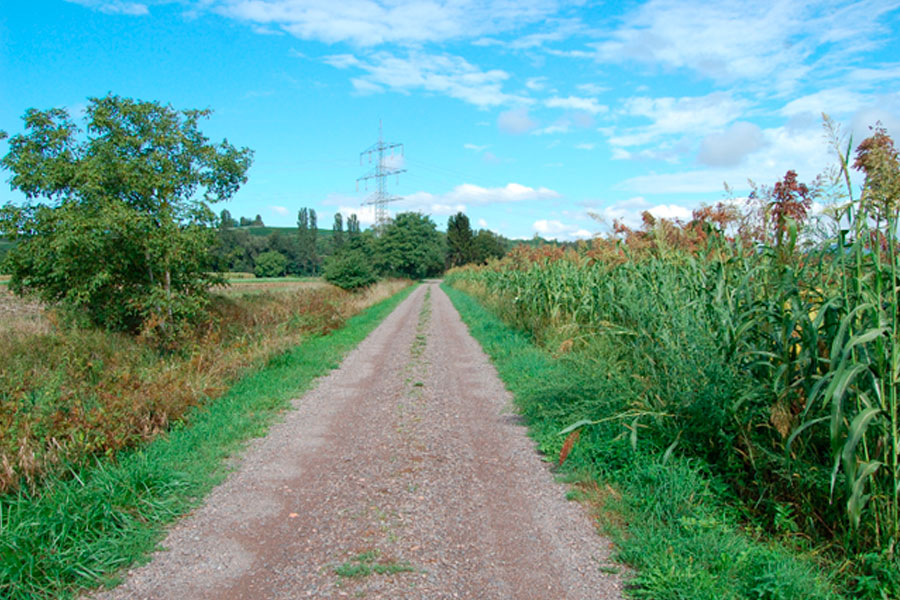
[89, 282, 624, 599]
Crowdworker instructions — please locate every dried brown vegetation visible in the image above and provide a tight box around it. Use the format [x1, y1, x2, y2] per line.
[0, 279, 409, 493]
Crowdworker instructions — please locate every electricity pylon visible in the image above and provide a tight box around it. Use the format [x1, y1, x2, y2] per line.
[356, 121, 405, 234]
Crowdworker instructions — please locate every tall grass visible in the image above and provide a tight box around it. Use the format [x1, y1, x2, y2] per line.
[0, 283, 415, 599]
[0, 280, 409, 494]
[445, 124, 900, 595]
[444, 284, 839, 600]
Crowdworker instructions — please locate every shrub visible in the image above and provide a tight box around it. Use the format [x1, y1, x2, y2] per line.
[324, 250, 378, 290]
[253, 250, 287, 278]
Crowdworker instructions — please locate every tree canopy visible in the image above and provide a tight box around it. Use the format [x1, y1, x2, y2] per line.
[446, 211, 474, 267]
[376, 212, 445, 279]
[0, 94, 253, 335]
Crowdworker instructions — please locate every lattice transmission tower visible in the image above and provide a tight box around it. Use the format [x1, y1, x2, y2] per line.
[356, 121, 405, 234]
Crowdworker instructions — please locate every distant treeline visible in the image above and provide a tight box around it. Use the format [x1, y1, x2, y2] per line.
[0, 209, 578, 278]
[211, 208, 561, 278]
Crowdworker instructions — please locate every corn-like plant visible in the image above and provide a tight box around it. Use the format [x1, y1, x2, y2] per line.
[445, 121, 900, 564]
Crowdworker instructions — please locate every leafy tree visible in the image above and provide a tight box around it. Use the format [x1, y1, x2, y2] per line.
[375, 212, 445, 279]
[446, 212, 474, 267]
[219, 209, 236, 228]
[472, 229, 506, 263]
[266, 230, 300, 275]
[0, 94, 253, 334]
[210, 227, 269, 273]
[253, 250, 287, 278]
[333, 212, 344, 251]
[347, 213, 361, 239]
[252, 214, 264, 226]
[239, 216, 252, 226]
[297, 207, 320, 275]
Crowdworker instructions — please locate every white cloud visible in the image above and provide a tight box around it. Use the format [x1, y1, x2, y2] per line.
[464, 143, 488, 152]
[533, 111, 595, 136]
[270, 205, 290, 216]
[591, 196, 693, 229]
[498, 107, 539, 134]
[507, 18, 584, 49]
[65, 0, 148, 15]
[697, 122, 765, 167]
[533, 219, 593, 240]
[610, 92, 748, 148]
[577, 83, 608, 96]
[780, 88, 868, 118]
[525, 77, 548, 91]
[478, 218, 489, 227]
[588, 0, 900, 91]
[618, 119, 833, 195]
[533, 219, 568, 234]
[534, 122, 570, 136]
[406, 183, 559, 212]
[575, 143, 595, 150]
[338, 205, 377, 226]
[545, 95, 607, 114]
[211, 0, 563, 46]
[850, 93, 900, 141]
[251, 24, 284, 35]
[847, 63, 900, 84]
[325, 51, 526, 108]
[322, 54, 361, 69]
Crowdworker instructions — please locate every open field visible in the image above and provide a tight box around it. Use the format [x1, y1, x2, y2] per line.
[217, 277, 329, 293]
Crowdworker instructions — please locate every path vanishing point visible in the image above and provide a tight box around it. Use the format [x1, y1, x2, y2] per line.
[89, 282, 624, 600]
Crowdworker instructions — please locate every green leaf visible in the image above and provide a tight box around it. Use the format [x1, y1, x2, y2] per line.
[558, 419, 594, 436]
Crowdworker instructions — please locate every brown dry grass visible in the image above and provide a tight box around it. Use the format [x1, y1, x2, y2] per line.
[216, 279, 331, 295]
[575, 478, 627, 535]
[0, 279, 411, 493]
[0, 286, 50, 337]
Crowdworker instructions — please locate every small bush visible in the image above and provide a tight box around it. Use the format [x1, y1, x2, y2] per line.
[324, 250, 378, 290]
[253, 250, 288, 278]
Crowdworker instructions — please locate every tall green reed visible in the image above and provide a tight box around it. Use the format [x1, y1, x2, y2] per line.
[445, 122, 900, 560]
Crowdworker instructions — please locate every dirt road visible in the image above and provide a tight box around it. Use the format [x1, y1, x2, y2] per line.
[91, 282, 623, 599]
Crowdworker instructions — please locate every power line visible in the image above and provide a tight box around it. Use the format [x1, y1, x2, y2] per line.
[356, 121, 405, 234]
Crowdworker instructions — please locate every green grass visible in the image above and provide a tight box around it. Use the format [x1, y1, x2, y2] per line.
[443, 283, 841, 600]
[334, 550, 415, 578]
[0, 284, 415, 600]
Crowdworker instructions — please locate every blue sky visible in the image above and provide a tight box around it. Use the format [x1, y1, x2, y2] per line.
[2, 0, 899, 240]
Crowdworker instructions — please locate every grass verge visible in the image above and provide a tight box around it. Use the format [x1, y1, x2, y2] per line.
[443, 283, 841, 600]
[0, 284, 415, 600]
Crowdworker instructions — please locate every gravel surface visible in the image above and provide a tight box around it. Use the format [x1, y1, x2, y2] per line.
[88, 283, 624, 599]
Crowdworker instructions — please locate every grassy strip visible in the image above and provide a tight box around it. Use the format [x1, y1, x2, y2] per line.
[0, 285, 415, 600]
[443, 283, 841, 600]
